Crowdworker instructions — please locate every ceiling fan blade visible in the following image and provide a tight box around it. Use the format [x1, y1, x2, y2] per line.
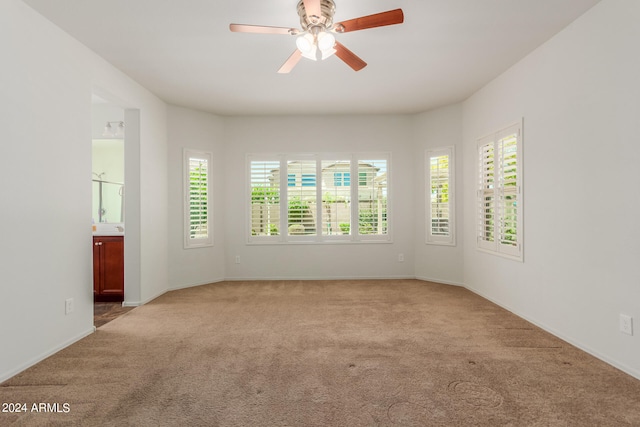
[229, 24, 297, 35]
[303, 0, 322, 21]
[278, 50, 303, 74]
[334, 8, 404, 33]
[334, 42, 367, 72]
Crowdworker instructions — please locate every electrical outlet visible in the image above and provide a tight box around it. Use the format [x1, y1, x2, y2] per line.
[235, 255, 240, 264]
[620, 314, 633, 336]
[65, 298, 74, 315]
[398, 253, 404, 262]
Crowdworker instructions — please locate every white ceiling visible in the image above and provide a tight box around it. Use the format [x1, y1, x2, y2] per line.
[23, 0, 600, 116]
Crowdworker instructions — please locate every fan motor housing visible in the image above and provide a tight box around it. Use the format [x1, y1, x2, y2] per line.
[297, 0, 336, 29]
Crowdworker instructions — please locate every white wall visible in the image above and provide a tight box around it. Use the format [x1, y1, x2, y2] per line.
[462, 0, 640, 378]
[0, 0, 169, 381]
[167, 105, 226, 289]
[222, 115, 415, 280]
[413, 104, 464, 285]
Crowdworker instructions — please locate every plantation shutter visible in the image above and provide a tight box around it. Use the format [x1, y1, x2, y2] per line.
[189, 157, 208, 238]
[250, 159, 280, 238]
[496, 125, 521, 257]
[358, 159, 388, 236]
[477, 139, 496, 251]
[476, 122, 523, 260]
[247, 153, 392, 244]
[322, 160, 351, 236]
[426, 147, 454, 245]
[184, 149, 213, 248]
[287, 160, 317, 236]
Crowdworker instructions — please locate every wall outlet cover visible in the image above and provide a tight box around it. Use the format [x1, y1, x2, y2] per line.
[65, 298, 74, 315]
[619, 314, 633, 336]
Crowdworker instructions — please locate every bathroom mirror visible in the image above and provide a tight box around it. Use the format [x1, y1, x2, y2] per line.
[92, 139, 124, 223]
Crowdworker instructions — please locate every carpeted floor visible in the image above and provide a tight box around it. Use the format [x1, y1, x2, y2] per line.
[2, 280, 639, 426]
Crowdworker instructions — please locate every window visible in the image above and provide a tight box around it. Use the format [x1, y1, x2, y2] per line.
[323, 160, 351, 236]
[250, 159, 280, 238]
[184, 149, 213, 248]
[302, 174, 316, 187]
[333, 172, 350, 187]
[248, 154, 390, 244]
[477, 121, 523, 260]
[426, 147, 455, 245]
[358, 160, 388, 236]
[287, 160, 317, 236]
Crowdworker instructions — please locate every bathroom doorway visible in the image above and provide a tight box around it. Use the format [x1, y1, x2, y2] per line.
[91, 96, 125, 315]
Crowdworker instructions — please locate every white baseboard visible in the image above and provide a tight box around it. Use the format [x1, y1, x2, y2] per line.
[0, 327, 95, 384]
[123, 288, 168, 307]
[168, 278, 225, 291]
[415, 275, 465, 287]
[224, 275, 417, 282]
[123, 278, 226, 306]
[122, 301, 140, 307]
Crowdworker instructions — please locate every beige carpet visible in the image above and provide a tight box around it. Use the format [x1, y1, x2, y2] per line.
[2, 280, 640, 426]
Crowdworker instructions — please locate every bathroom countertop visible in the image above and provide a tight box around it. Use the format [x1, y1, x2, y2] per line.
[93, 231, 125, 237]
[93, 224, 125, 236]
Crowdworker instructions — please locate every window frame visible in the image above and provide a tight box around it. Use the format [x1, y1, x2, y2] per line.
[425, 146, 455, 246]
[476, 121, 523, 261]
[183, 148, 213, 249]
[247, 152, 391, 245]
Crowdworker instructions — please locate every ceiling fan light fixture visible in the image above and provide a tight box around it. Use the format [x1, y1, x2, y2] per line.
[317, 31, 336, 60]
[301, 45, 318, 60]
[296, 33, 314, 53]
[296, 33, 318, 60]
[317, 31, 335, 51]
[321, 47, 336, 60]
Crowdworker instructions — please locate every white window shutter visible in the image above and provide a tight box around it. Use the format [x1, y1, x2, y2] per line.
[286, 160, 317, 237]
[321, 160, 351, 236]
[357, 158, 389, 238]
[184, 149, 213, 248]
[496, 125, 522, 258]
[477, 138, 496, 252]
[247, 153, 391, 244]
[249, 158, 281, 240]
[476, 120, 523, 261]
[426, 147, 455, 245]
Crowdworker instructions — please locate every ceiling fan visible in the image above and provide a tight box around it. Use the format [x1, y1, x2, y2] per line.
[230, 0, 404, 73]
